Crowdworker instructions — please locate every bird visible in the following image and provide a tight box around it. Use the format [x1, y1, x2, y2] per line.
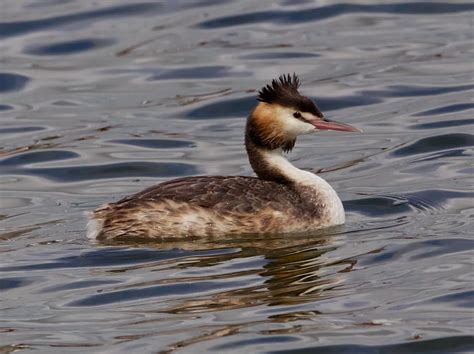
[87, 74, 360, 241]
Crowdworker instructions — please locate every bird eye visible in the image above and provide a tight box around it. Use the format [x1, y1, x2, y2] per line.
[293, 112, 301, 118]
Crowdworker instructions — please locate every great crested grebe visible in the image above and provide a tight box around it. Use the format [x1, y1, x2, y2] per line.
[87, 74, 360, 241]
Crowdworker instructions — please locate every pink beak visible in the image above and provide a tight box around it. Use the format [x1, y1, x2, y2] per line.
[311, 118, 361, 132]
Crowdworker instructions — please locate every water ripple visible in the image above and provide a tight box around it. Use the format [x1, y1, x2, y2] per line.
[0, 73, 30, 93]
[269, 336, 474, 354]
[391, 133, 474, 157]
[0, 148, 200, 182]
[430, 290, 474, 307]
[413, 103, 474, 117]
[0, 150, 79, 167]
[198, 2, 474, 28]
[0, 277, 34, 291]
[39, 279, 123, 293]
[0, 104, 13, 111]
[25, 38, 114, 56]
[68, 278, 252, 307]
[0, 247, 229, 272]
[344, 196, 413, 217]
[412, 119, 474, 130]
[3, 161, 198, 183]
[0, 3, 161, 38]
[362, 238, 474, 266]
[371, 84, 474, 98]
[108, 139, 196, 149]
[239, 52, 319, 60]
[146, 66, 252, 81]
[0, 126, 45, 135]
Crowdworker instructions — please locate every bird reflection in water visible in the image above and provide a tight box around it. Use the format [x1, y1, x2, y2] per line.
[97, 227, 353, 314]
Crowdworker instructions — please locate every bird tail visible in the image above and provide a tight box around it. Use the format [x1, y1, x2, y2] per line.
[85, 204, 110, 240]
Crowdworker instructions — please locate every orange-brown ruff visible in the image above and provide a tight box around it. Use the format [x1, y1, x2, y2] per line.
[88, 74, 360, 240]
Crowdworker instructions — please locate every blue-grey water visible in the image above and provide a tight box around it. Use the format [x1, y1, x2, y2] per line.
[1, 1, 473, 353]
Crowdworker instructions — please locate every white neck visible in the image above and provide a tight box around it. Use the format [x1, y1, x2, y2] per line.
[261, 148, 323, 185]
[261, 148, 345, 225]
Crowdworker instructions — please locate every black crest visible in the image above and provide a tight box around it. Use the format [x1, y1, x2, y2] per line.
[257, 73, 300, 104]
[257, 73, 323, 118]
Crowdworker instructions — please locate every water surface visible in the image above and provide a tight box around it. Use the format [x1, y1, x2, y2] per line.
[1, 1, 473, 353]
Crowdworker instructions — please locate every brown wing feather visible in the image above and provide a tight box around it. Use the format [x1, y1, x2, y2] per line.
[114, 176, 301, 214]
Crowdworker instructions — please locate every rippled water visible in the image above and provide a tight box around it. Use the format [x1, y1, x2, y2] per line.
[1, 1, 473, 353]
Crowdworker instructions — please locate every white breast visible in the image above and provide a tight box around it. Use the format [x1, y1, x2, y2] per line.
[264, 149, 345, 226]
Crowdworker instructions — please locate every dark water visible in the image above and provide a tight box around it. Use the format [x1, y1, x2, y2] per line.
[1, 1, 473, 353]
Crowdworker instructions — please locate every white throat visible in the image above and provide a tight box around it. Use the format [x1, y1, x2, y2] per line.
[262, 148, 345, 225]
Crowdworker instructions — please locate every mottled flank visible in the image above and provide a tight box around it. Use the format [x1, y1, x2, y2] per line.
[90, 176, 335, 240]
